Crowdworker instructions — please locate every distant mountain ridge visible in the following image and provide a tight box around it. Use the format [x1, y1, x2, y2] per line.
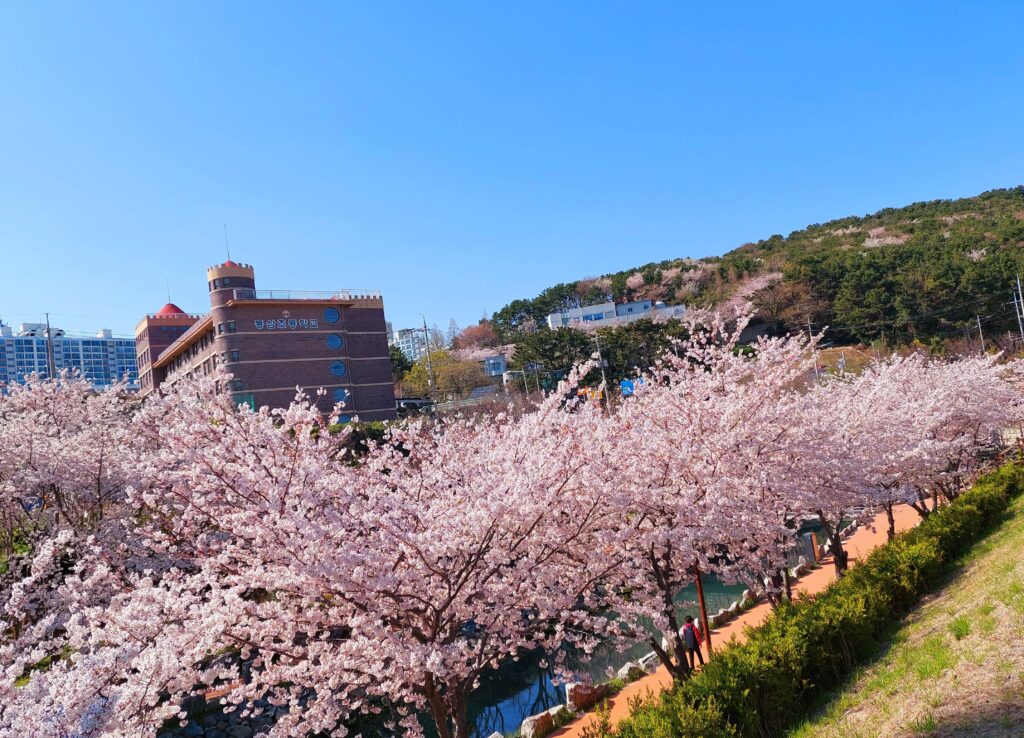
[492, 186, 1024, 346]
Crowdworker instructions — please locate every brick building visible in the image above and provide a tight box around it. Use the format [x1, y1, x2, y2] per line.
[135, 260, 396, 421]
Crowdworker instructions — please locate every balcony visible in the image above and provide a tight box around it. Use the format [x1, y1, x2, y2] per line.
[231, 289, 382, 302]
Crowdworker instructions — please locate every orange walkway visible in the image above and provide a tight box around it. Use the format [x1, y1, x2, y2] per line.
[551, 504, 921, 738]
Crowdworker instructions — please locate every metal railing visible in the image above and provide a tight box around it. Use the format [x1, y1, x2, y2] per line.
[232, 289, 382, 301]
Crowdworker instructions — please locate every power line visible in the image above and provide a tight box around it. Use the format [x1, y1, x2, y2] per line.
[809, 289, 1015, 335]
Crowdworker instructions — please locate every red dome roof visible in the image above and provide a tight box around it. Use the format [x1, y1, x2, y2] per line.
[156, 303, 187, 316]
[223, 259, 237, 267]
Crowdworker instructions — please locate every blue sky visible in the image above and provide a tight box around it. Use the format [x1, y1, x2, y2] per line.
[2, 2, 1023, 337]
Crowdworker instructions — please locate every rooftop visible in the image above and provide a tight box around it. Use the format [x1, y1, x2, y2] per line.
[156, 302, 188, 316]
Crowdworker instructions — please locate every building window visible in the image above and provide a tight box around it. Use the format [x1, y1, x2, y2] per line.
[337, 414, 353, 424]
[326, 333, 344, 350]
[233, 393, 256, 411]
[329, 360, 347, 377]
[323, 307, 341, 324]
[227, 321, 236, 333]
[333, 387, 351, 404]
[232, 379, 245, 391]
[217, 324, 224, 335]
[231, 349, 239, 362]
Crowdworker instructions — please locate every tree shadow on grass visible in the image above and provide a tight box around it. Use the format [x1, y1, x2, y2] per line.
[915, 698, 1024, 738]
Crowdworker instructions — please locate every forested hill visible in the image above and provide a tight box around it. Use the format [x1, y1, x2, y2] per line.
[492, 186, 1024, 347]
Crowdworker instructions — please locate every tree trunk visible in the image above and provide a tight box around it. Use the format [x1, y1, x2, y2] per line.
[765, 570, 783, 609]
[885, 502, 896, 542]
[648, 635, 689, 681]
[647, 550, 693, 682]
[909, 490, 931, 519]
[423, 673, 453, 738]
[665, 602, 692, 682]
[782, 566, 793, 602]
[450, 688, 471, 738]
[816, 511, 848, 576]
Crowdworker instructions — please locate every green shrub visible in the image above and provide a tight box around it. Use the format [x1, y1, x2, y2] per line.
[616, 695, 737, 738]
[594, 463, 1024, 738]
[948, 614, 971, 640]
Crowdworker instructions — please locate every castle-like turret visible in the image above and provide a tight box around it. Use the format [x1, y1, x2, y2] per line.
[207, 260, 256, 308]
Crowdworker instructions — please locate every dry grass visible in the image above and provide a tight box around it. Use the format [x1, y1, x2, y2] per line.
[816, 347, 876, 375]
[789, 494, 1024, 738]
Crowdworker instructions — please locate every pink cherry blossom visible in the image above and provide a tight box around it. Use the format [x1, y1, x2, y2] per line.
[2, 324, 1021, 738]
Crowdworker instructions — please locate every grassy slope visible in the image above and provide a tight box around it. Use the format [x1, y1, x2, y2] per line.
[789, 494, 1024, 738]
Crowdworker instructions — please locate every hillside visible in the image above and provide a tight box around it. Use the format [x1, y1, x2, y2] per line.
[492, 187, 1024, 347]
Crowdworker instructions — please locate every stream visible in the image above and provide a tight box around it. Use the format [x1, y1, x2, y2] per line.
[464, 576, 746, 737]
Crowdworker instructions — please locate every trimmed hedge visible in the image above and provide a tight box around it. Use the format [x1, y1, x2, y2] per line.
[604, 463, 1024, 738]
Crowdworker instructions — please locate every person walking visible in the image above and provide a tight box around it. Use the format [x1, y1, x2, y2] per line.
[682, 615, 704, 670]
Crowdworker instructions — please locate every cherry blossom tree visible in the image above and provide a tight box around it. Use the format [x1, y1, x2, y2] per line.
[784, 359, 913, 575]
[910, 356, 1022, 510]
[1, 376, 379, 738]
[787, 353, 1022, 568]
[2, 370, 623, 738]
[339, 388, 624, 738]
[821, 356, 942, 541]
[0, 371, 137, 551]
[601, 316, 818, 678]
[3, 328, 1022, 738]
[0, 373, 140, 712]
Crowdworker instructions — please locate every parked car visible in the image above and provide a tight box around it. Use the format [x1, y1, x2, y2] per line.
[396, 397, 434, 417]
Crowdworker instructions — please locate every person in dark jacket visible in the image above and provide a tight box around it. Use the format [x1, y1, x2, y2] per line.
[682, 615, 704, 669]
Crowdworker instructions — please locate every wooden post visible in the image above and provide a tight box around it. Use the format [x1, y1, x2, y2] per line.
[693, 566, 713, 655]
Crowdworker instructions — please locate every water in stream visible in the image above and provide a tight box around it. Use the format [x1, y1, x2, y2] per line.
[465, 576, 746, 737]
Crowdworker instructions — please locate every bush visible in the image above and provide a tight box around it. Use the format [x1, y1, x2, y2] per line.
[616, 695, 737, 738]
[594, 463, 1024, 737]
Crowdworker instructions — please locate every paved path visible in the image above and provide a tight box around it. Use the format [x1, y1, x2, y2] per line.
[550, 504, 921, 738]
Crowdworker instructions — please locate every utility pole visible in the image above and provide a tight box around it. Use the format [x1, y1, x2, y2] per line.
[593, 333, 612, 413]
[1015, 275, 1024, 344]
[976, 314, 986, 354]
[808, 318, 819, 380]
[420, 315, 436, 400]
[44, 312, 57, 379]
[516, 369, 538, 400]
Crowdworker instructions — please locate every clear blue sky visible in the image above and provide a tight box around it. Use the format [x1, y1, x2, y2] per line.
[2, 2, 1023, 337]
